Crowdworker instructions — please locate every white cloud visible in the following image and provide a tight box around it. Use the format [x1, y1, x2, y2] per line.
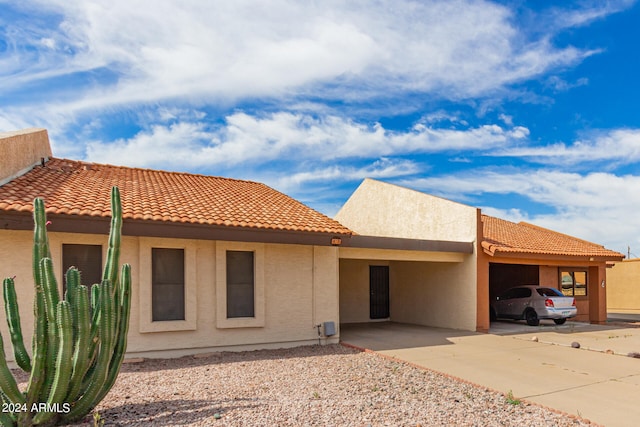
[84, 111, 530, 167]
[495, 128, 640, 166]
[276, 158, 422, 190]
[0, 0, 605, 119]
[402, 169, 640, 253]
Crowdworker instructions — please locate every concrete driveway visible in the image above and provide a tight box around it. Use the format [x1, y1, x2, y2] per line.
[341, 321, 640, 427]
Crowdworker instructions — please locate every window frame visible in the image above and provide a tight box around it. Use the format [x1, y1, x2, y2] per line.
[151, 247, 186, 322]
[226, 250, 255, 318]
[559, 268, 588, 297]
[216, 241, 265, 328]
[139, 238, 197, 333]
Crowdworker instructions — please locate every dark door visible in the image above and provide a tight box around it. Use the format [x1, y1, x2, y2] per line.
[370, 266, 390, 319]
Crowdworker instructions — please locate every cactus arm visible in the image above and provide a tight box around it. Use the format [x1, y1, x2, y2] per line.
[94, 264, 132, 405]
[19, 289, 46, 426]
[86, 283, 101, 367]
[38, 258, 60, 404]
[0, 331, 24, 405]
[64, 267, 81, 310]
[32, 301, 74, 425]
[0, 393, 16, 426]
[2, 279, 31, 373]
[102, 187, 122, 290]
[65, 285, 91, 402]
[32, 198, 50, 291]
[63, 280, 116, 422]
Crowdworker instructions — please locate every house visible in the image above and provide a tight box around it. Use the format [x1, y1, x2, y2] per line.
[606, 258, 640, 315]
[0, 129, 354, 358]
[0, 128, 625, 361]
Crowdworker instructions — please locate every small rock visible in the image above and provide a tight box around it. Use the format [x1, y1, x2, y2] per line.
[571, 342, 580, 349]
[214, 413, 222, 419]
[605, 349, 614, 354]
[531, 336, 538, 342]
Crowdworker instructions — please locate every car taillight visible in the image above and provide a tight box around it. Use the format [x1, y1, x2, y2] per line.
[572, 298, 576, 307]
[545, 298, 554, 307]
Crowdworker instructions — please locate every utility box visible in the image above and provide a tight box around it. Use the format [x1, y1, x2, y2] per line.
[323, 321, 336, 337]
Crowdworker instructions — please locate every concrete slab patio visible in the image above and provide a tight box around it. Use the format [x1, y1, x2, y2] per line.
[340, 322, 640, 427]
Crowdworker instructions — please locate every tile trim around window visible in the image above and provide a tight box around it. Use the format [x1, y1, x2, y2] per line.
[139, 238, 197, 333]
[216, 241, 265, 328]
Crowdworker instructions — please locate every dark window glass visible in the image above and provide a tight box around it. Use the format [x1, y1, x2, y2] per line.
[152, 248, 185, 321]
[513, 288, 531, 299]
[62, 244, 102, 292]
[226, 251, 254, 318]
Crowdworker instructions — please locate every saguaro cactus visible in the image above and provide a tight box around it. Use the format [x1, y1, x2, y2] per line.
[0, 187, 131, 426]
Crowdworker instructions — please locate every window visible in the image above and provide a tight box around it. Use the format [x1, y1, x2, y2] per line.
[62, 244, 102, 291]
[216, 242, 265, 328]
[226, 251, 255, 318]
[152, 248, 185, 321]
[139, 238, 196, 333]
[560, 269, 587, 297]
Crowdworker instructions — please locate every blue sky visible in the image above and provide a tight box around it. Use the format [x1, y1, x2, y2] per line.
[2, 0, 640, 255]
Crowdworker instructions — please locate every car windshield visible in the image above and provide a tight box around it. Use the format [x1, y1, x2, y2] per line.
[536, 288, 563, 297]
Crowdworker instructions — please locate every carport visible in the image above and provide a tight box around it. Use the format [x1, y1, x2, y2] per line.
[481, 215, 625, 324]
[334, 179, 480, 333]
[338, 235, 475, 331]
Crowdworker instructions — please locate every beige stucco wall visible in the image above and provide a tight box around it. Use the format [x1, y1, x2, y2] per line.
[607, 259, 640, 314]
[390, 259, 476, 330]
[0, 229, 340, 361]
[0, 129, 52, 185]
[335, 179, 477, 242]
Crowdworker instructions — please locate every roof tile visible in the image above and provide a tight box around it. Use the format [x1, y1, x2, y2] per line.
[482, 215, 623, 259]
[0, 158, 352, 236]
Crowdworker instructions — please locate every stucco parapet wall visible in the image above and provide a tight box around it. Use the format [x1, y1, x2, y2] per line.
[0, 128, 52, 185]
[343, 234, 474, 254]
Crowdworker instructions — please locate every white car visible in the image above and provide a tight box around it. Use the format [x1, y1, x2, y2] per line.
[490, 285, 577, 326]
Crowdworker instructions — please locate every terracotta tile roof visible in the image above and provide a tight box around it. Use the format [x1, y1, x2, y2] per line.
[0, 158, 352, 235]
[482, 215, 624, 259]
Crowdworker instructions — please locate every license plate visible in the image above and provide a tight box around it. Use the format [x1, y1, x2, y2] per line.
[562, 311, 571, 316]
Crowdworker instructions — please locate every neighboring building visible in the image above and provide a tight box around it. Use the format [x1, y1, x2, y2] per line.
[335, 179, 624, 332]
[481, 216, 624, 325]
[0, 128, 625, 361]
[606, 259, 640, 315]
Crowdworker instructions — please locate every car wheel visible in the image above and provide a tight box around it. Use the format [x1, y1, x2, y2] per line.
[490, 307, 497, 321]
[525, 309, 539, 326]
[553, 318, 567, 325]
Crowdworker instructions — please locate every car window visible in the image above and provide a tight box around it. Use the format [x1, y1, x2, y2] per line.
[499, 288, 517, 300]
[536, 288, 563, 297]
[512, 288, 531, 299]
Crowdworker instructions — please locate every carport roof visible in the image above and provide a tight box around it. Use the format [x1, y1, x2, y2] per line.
[482, 215, 624, 260]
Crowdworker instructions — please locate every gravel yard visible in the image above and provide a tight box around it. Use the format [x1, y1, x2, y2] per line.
[19, 344, 593, 426]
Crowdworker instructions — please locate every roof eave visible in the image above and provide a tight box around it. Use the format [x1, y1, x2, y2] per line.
[485, 248, 625, 263]
[0, 211, 352, 247]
